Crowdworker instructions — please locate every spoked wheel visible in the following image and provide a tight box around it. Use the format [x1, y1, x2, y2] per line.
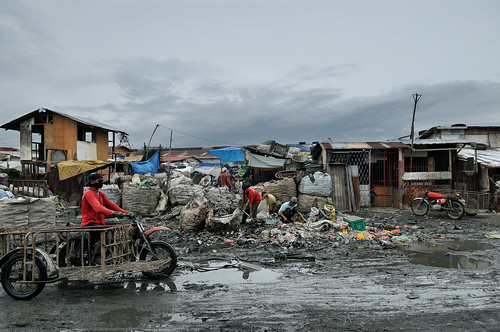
[139, 241, 177, 278]
[1, 253, 47, 300]
[411, 198, 430, 216]
[446, 200, 465, 220]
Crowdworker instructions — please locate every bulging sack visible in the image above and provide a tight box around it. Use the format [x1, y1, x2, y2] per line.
[122, 184, 161, 215]
[205, 209, 241, 231]
[298, 172, 331, 197]
[179, 199, 207, 232]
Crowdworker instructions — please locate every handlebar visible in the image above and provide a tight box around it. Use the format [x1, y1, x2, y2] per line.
[113, 212, 137, 220]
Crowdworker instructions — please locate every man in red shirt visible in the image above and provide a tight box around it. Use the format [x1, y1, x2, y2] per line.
[240, 183, 262, 224]
[81, 172, 128, 227]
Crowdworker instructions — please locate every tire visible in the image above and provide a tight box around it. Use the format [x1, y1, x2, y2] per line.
[1, 253, 47, 300]
[139, 241, 177, 278]
[51, 242, 89, 267]
[446, 200, 465, 220]
[411, 198, 429, 216]
[50, 243, 69, 267]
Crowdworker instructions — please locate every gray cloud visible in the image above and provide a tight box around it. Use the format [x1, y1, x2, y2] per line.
[0, 3, 58, 79]
[73, 64, 500, 150]
[0, 1, 499, 151]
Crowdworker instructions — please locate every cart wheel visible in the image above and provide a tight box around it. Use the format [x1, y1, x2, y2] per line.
[140, 241, 177, 278]
[1, 253, 47, 300]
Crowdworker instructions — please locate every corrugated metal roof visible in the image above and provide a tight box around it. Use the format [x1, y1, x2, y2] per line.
[160, 156, 196, 162]
[323, 142, 372, 150]
[321, 141, 408, 150]
[1, 108, 128, 134]
[367, 141, 409, 149]
[161, 149, 217, 160]
[458, 148, 500, 168]
[403, 138, 472, 145]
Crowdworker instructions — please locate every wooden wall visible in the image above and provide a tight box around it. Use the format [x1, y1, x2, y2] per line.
[96, 129, 109, 161]
[48, 114, 110, 161]
[50, 113, 78, 160]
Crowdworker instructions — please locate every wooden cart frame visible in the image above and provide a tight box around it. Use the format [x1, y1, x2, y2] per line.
[0, 224, 170, 299]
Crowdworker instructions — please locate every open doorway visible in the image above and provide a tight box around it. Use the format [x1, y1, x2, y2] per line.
[371, 150, 399, 207]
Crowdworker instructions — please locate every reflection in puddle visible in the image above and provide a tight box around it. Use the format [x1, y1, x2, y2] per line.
[400, 238, 493, 269]
[175, 260, 280, 289]
[56, 261, 279, 294]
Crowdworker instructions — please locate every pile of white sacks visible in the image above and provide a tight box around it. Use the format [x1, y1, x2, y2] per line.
[109, 168, 334, 233]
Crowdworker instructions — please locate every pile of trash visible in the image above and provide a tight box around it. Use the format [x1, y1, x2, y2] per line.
[103, 166, 420, 255]
[103, 167, 340, 234]
[163, 210, 422, 256]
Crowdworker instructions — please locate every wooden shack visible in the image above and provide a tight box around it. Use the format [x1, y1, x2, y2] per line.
[1, 108, 128, 200]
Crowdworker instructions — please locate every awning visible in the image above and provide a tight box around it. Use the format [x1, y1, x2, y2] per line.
[248, 152, 285, 170]
[208, 147, 245, 163]
[57, 160, 112, 181]
[458, 148, 500, 168]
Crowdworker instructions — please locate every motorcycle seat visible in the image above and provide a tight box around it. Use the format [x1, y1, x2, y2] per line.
[427, 192, 442, 198]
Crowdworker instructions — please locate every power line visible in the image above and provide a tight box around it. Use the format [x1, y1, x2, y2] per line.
[156, 124, 244, 146]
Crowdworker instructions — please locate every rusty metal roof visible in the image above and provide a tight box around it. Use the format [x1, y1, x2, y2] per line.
[367, 141, 409, 149]
[320, 141, 409, 150]
[161, 149, 217, 160]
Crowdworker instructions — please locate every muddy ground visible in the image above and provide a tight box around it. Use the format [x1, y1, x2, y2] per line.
[1, 208, 499, 331]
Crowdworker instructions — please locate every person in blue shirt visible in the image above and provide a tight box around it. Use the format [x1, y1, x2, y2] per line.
[279, 196, 299, 223]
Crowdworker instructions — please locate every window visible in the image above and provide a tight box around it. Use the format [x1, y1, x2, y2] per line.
[77, 125, 96, 142]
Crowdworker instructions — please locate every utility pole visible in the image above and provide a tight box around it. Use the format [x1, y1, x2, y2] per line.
[410, 93, 422, 171]
[166, 130, 173, 192]
[147, 124, 160, 154]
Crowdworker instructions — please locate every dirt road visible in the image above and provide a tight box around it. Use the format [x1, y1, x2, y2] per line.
[1, 209, 499, 331]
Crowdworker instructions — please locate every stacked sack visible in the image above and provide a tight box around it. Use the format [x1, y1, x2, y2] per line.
[297, 172, 332, 214]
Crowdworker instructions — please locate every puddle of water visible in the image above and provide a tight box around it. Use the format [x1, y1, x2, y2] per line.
[174, 261, 280, 289]
[400, 238, 493, 269]
[99, 307, 145, 326]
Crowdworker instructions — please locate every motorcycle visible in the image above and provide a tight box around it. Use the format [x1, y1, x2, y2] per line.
[411, 187, 465, 220]
[51, 214, 177, 277]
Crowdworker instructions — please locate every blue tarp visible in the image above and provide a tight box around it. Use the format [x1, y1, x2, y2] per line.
[209, 147, 245, 163]
[130, 151, 160, 175]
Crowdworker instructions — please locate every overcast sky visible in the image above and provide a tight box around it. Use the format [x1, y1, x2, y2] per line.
[1, 0, 499, 149]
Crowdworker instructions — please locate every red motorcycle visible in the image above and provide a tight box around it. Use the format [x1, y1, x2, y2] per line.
[411, 187, 465, 220]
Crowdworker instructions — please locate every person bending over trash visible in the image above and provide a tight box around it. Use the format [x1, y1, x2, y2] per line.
[81, 172, 128, 227]
[240, 183, 262, 223]
[262, 191, 277, 216]
[279, 196, 299, 223]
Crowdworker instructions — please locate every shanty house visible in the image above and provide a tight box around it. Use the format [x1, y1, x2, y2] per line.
[1, 108, 127, 173]
[417, 124, 500, 190]
[311, 141, 408, 211]
[1, 108, 128, 201]
[414, 124, 500, 210]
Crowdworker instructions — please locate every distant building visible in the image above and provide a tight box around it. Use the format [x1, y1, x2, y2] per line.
[160, 147, 220, 166]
